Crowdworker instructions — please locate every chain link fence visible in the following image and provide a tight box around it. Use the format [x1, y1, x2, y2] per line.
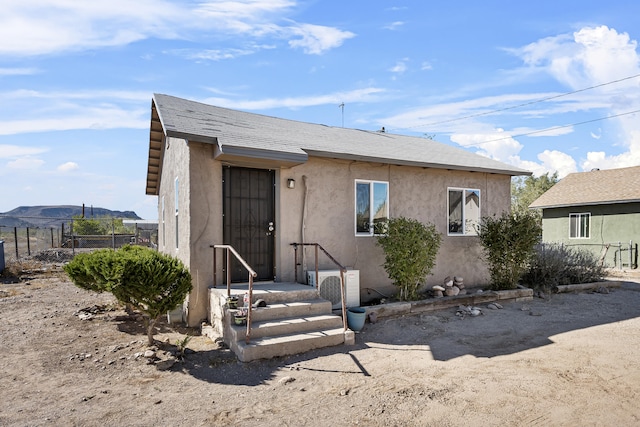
[0, 217, 157, 264]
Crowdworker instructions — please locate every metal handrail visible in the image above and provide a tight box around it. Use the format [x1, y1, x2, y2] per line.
[290, 243, 348, 331]
[210, 244, 257, 343]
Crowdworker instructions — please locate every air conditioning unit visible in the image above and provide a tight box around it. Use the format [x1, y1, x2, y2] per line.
[307, 269, 360, 309]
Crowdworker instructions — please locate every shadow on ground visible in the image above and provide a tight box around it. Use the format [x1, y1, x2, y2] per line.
[172, 280, 640, 385]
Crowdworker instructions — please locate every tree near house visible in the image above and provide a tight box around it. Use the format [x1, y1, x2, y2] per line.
[476, 211, 541, 290]
[376, 217, 442, 300]
[511, 172, 559, 219]
[64, 246, 192, 345]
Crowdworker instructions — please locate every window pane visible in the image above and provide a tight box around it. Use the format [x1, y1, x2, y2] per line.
[372, 182, 388, 234]
[464, 189, 480, 235]
[581, 214, 590, 238]
[569, 214, 578, 238]
[356, 182, 370, 233]
[449, 190, 463, 234]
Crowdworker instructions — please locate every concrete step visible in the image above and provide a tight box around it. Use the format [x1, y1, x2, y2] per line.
[234, 328, 347, 362]
[224, 282, 319, 305]
[235, 299, 333, 322]
[228, 313, 344, 340]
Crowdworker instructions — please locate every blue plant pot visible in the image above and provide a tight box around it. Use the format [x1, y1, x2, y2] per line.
[346, 307, 367, 332]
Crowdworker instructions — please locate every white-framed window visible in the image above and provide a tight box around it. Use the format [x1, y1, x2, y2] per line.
[569, 213, 590, 239]
[355, 180, 389, 236]
[448, 188, 481, 236]
[175, 177, 179, 249]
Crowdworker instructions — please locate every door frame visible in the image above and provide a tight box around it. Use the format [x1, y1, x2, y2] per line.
[222, 166, 276, 282]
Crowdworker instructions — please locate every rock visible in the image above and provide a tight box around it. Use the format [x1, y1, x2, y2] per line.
[487, 303, 498, 310]
[144, 350, 156, 359]
[433, 290, 443, 298]
[77, 312, 94, 321]
[368, 312, 378, 324]
[445, 288, 456, 296]
[451, 286, 460, 296]
[156, 358, 176, 371]
[279, 376, 295, 385]
[432, 285, 445, 291]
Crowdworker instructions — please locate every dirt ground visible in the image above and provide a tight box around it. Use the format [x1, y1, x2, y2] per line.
[1, 260, 640, 427]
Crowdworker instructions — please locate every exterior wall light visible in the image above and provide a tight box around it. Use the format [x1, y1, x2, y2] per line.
[287, 178, 295, 189]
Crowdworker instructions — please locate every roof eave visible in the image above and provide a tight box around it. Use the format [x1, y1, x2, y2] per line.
[530, 198, 640, 209]
[304, 149, 531, 176]
[215, 145, 308, 168]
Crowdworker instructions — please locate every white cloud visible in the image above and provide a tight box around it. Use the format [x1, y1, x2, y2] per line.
[421, 61, 433, 71]
[202, 87, 385, 110]
[0, 144, 48, 158]
[7, 157, 44, 170]
[0, 67, 38, 76]
[288, 23, 355, 55]
[57, 162, 79, 172]
[0, 90, 150, 135]
[171, 48, 257, 61]
[0, 109, 148, 135]
[383, 21, 404, 31]
[389, 60, 408, 74]
[0, 0, 353, 57]
[0, 0, 185, 56]
[535, 150, 577, 177]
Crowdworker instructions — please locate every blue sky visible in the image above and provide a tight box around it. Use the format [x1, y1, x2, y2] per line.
[2, 1, 640, 220]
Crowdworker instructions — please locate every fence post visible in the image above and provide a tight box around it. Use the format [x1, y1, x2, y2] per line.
[14, 227, 18, 260]
[112, 219, 116, 249]
[618, 242, 622, 270]
[71, 220, 75, 254]
[50, 228, 54, 248]
[26, 227, 31, 256]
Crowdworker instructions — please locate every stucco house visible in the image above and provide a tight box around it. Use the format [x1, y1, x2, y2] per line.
[145, 94, 530, 327]
[529, 166, 640, 269]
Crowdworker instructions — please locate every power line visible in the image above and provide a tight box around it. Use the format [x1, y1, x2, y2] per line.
[459, 108, 640, 148]
[388, 72, 640, 132]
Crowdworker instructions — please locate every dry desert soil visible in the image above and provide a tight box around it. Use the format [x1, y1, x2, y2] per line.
[1, 257, 640, 426]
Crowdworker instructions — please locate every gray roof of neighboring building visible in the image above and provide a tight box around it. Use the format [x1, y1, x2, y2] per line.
[529, 165, 640, 209]
[146, 93, 531, 194]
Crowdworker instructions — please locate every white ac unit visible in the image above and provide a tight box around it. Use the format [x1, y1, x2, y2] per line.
[307, 269, 360, 309]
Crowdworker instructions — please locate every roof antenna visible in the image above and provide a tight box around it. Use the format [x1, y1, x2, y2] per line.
[338, 102, 344, 127]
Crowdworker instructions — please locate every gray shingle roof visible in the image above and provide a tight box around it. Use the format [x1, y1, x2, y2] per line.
[146, 94, 531, 194]
[529, 166, 640, 209]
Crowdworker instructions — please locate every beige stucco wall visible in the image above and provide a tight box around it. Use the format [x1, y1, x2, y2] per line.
[186, 143, 222, 325]
[159, 147, 513, 324]
[277, 157, 511, 301]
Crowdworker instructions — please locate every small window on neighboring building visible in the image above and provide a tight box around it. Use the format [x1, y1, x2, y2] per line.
[355, 180, 389, 236]
[448, 188, 480, 236]
[569, 213, 590, 239]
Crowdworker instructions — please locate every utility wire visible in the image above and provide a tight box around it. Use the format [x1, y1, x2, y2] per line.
[458, 108, 640, 147]
[388, 72, 640, 132]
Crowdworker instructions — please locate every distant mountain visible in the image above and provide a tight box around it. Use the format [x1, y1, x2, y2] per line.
[0, 205, 141, 228]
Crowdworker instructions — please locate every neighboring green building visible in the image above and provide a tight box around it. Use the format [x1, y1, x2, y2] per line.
[529, 166, 639, 269]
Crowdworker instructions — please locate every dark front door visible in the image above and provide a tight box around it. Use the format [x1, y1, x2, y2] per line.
[223, 167, 275, 282]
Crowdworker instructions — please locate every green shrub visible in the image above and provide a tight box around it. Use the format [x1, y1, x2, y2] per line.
[376, 217, 441, 300]
[522, 244, 605, 292]
[476, 211, 541, 290]
[64, 246, 192, 345]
